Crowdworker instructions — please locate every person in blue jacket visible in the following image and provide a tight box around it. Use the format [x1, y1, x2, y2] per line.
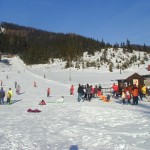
[0, 87, 5, 105]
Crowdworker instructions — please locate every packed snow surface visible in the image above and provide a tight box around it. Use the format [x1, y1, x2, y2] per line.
[0, 56, 150, 150]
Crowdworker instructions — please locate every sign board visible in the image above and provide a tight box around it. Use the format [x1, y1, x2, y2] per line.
[133, 79, 138, 86]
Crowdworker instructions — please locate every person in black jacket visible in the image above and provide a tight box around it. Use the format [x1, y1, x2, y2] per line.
[77, 84, 84, 102]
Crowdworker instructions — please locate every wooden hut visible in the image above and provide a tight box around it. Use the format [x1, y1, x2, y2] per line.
[116, 73, 145, 94]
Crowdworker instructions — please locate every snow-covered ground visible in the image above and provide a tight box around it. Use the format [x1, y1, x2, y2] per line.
[0, 56, 150, 150]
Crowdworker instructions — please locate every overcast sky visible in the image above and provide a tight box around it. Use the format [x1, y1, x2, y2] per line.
[0, 0, 150, 45]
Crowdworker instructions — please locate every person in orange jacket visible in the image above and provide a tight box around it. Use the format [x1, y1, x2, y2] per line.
[70, 85, 74, 95]
[132, 85, 139, 105]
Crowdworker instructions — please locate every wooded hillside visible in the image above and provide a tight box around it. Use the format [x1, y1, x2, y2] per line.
[0, 22, 149, 65]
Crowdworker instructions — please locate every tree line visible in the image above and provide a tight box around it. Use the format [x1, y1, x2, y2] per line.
[0, 22, 150, 65]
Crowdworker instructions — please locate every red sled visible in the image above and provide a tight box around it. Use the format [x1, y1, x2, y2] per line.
[27, 109, 41, 113]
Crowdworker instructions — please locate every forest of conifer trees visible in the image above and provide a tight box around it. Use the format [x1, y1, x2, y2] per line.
[0, 22, 150, 65]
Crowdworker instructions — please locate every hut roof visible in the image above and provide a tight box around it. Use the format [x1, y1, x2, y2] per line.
[113, 72, 145, 81]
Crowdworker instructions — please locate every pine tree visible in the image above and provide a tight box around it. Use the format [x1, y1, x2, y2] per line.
[126, 39, 133, 53]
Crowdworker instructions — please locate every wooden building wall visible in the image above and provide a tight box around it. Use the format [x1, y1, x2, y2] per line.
[126, 73, 144, 88]
[117, 73, 145, 94]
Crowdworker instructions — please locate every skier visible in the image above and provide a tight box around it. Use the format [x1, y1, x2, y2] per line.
[39, 100, 46, 105]
[0, 87, 5, 105]
[14, 81, 17, 88]
[77, 84, 84, 102]
[7, 88, 13, 104]
[34, 81, 37, 87]
[84, 84, 87, 100]
[44, 74, 46, 79]
[70, 85, 74, 95]
[47, 88, 50, 97]
[94, 85, 98, 98]
[0, 80, 3, 86]
[16, 85, 21, 94]
[91, 85, 94, 99]
[122, 90, 126, 104]
[132, 85, 139, 105]
[97, 84, 102, 97]
[112, 83, 118, 98]
[98, 84, 102, 92]
[86, 84, 92, 101]
[141, 84, 147, 99]
[126, 88, 131, 104]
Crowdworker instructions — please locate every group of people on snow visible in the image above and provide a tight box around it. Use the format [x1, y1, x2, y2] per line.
[0, 79, 23, 105]
[0, 87, 13, 105]
[76, 82, 148, 105]
[0, 79, 52, 105]
[1, 76, 148, 106]
[77, 83, 102, 102]
[112, 83, 148, 105]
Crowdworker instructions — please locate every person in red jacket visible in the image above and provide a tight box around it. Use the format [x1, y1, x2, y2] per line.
[39, 100, 46, 105]
[91, 85, 94, 99]
[47, 88, 50, 97]
[126, 88, 131, 104]
[112, 83, 118, 98]
[70, 85, 74, 95]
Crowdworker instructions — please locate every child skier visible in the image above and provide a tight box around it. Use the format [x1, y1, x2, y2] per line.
[16, 85, 21, 94]
[39, 100, 46, 105]
[122, 90, 126, 104]
[126, 88, 131, 104]
[70, 85, 74, 95]
[47, 88, 50, 97]
[34, 81, 37, 87]
[0, 80, 3, 86]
